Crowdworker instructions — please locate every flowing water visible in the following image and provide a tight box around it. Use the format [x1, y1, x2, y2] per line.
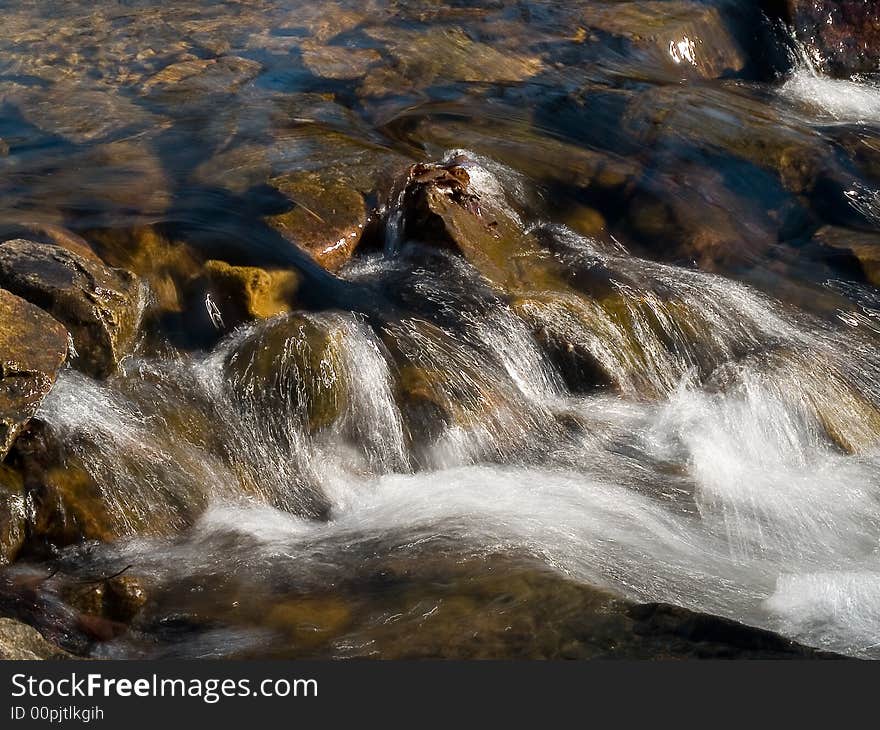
[3, 0, 880, 658]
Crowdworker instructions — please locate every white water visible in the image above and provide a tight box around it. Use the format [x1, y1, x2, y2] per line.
[779, 34, 880, 124]
[33, 155, 880, 657]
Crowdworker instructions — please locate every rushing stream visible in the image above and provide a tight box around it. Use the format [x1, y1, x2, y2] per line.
[2, 0, 880, 659]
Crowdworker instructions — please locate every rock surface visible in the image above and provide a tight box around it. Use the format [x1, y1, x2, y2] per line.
[0, 617, 70, 660]
[0, 240, 144, 378]
[266, 172, 367, 271]
[0, 288, 68, 460]
[787, 0, 880, 78]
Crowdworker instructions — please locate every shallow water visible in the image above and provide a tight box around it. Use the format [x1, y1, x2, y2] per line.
[3, 0, 880, 658]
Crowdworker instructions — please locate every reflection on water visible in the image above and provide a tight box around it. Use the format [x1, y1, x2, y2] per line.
[2, 0, 880, 659]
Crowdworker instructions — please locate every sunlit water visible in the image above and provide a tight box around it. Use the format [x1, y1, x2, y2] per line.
[3, 0, 880, 658]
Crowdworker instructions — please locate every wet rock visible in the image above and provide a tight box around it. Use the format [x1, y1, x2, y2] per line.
[266, 596, 353, 649]
[399, 159, 552, 291]
[365, 26, 542, 86]
[787, 0, 880, 79]
[141, 56, 262, 99]
[0, 464, 26, 564]
[0, 239, 145, 378]
[581, 1, 748, 80]
[18, 441, 123, 548]
[62, 573, 149, 624]
[329, 554, 841, 659]
[300, 41, 381, 80]
[190, 144, 272, 195]
[0, 81, 165, 144]
[266, 171, 367, 271]
[0, 222, 103, 265]
[223, 314, 348, 433]
[0, 617, 70, 660]
[0, 288, 68, 460]
[189, 260, 301, 329]
[84, 226, 202, 319]
[4, 138, 172, 229]
[104, 575, 149, 623]
[812, 225, 880, 286]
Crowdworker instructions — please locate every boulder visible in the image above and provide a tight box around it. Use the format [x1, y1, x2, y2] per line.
[0, 618, 70, 660]
[266, 171, 367, 271]
[0, 288, 68, 460]
[787, 0, 880, 78]
[0, 239, 145, 378]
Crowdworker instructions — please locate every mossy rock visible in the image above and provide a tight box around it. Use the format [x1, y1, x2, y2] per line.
[85, 226, 202, 317]
[189, 260, 301, 330]
[223, 314, 349, 432]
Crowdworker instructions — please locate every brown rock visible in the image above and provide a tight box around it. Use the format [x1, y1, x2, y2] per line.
[0, 239, 145, 378]
[365, 26, 542, 86]
[582, 1, 748, 79]
[0, 618, 70, 660]
[300, 42, 381, 80]
[813, 225, 880, 286]
[84, 226, 201, 317]
[787, 0, 880, 78]
[266, 172, 367, 271]
[0, 288, 68, 460]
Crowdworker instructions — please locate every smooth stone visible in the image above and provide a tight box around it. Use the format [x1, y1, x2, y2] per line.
[580, 1, 748, 80]
[365, 26, 542, 85]
[0, 239, 145, 378]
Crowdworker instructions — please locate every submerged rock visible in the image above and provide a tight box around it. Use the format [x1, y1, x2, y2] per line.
[581, 0, 749, 80]
[84, 226, 202, 320]
[266, 171, 367, 271]
[0, 239, 145, 378]
[812, 225, 880, 287]
[0, 288, 68, 461]
[140, 55, 262, 99]
[0, 617, 70, 660]
[365, 26, 542, 86]
[787, 0, 880, 79]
